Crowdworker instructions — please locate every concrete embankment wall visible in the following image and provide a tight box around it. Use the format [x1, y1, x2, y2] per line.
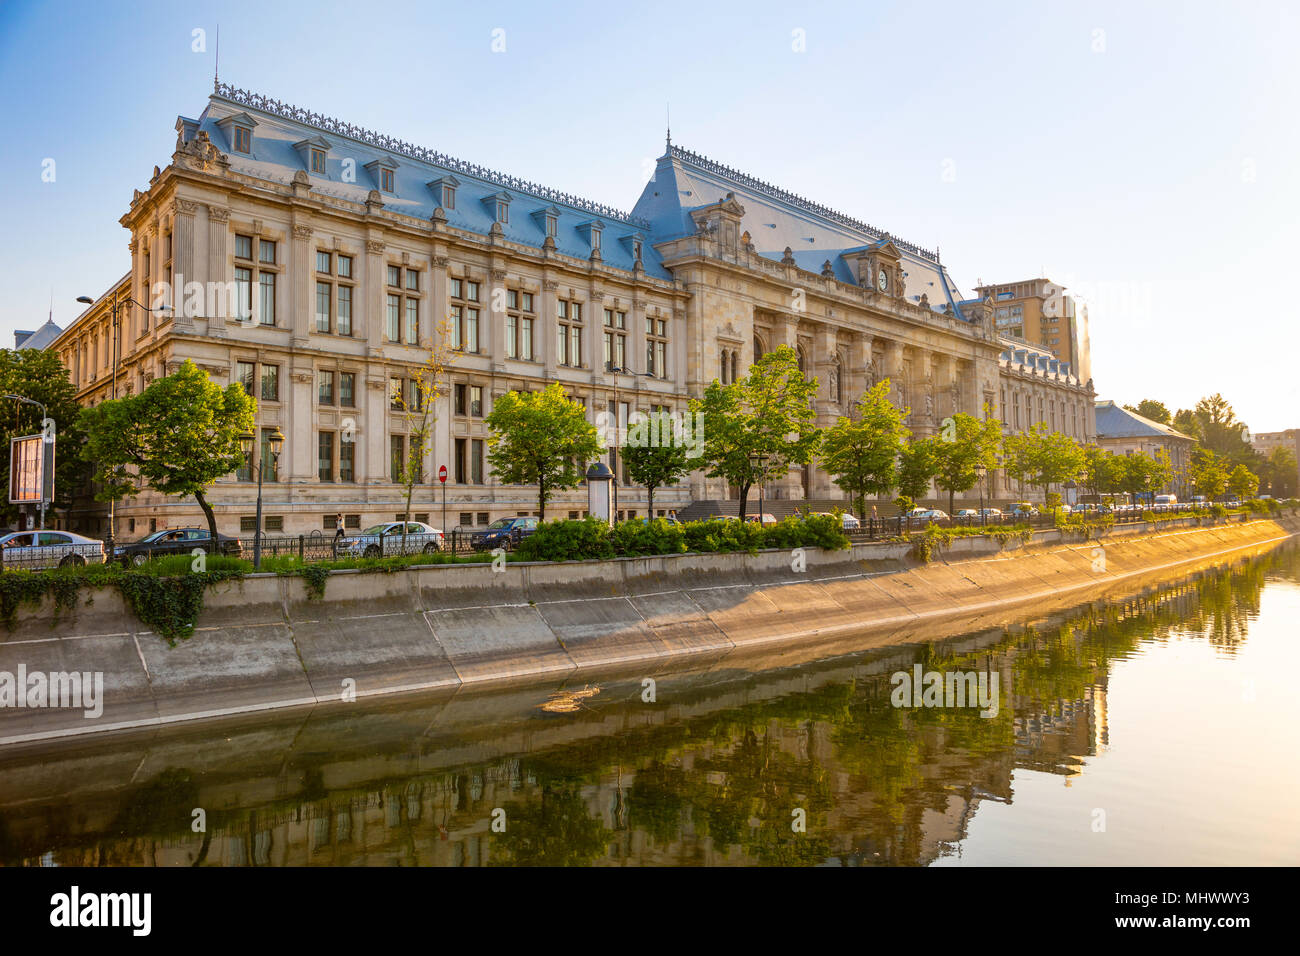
[2, 515, 1296, 745]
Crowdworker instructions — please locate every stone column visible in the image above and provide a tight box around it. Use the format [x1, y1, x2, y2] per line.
[630, 294, 648, 377]
[206, 205, 230, 336]
[365, 238, 386, 356]
[430, 254, 450, 344]
[282, 224, 309, 344]
[289, 369, 314, 490]
[847, 332, 871, 406]
[541, 278, 559, 371]
[882, 339, 906, 411]
[365, 375, 388, 485]
[586, 287, 605, 377]
[489, 267, 508, 368]
[173, 201, 197, 331]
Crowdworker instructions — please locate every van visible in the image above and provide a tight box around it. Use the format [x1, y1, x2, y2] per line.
[1153, 494, 1178, 506]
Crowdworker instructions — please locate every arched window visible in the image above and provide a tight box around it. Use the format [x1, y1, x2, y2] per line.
[753, 334, 764, 361]
[833, 355, 843, 405]
[730, 351, 738, 383]
[720, 351, 728, 383]
[796, 346, 808, 375]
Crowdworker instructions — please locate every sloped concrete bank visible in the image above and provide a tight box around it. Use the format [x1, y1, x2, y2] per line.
[2, 515, 1296, 745]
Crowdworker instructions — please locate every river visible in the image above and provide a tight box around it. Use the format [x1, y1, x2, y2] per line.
[1, 542, 1296, 866]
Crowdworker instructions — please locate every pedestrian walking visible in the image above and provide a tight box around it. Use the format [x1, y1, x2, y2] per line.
[333, 513, 344, 555]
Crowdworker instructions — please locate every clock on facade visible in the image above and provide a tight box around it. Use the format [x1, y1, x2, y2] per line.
[877, 269, 888, 292]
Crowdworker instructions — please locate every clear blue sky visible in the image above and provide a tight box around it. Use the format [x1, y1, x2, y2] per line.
[2, 0, 1297, 430]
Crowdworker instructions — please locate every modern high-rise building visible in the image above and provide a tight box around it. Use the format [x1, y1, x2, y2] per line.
[974, 278, 1091, 384]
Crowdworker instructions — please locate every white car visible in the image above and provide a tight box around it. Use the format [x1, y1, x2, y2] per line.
[809, 512, 861, 530]
[907, 508, 949, 523]
[979, 508, 1003, 518]
[335, 521, 444, 558]
[0, 530, 106, 570]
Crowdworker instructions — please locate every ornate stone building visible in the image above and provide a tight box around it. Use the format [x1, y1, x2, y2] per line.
[52, 83, 1096, 535]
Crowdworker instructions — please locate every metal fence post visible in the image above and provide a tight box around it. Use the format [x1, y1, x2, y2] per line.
[298, 535, 305, 561]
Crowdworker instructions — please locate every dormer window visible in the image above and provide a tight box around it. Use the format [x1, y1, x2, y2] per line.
[480, 191, 513, 226]
[293, 136, 332, 177]
[365, 156, 399, 194]
[578, 221, 604, 252]
[530, 205, 560, 238]
[216, 112, 258, 155]
[427, 175, 460, 210]
[311, 148, 326, 174]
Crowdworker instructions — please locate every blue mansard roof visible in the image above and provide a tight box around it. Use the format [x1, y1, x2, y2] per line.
[631, 144, 973, 317]
[194, 84, 670, 280]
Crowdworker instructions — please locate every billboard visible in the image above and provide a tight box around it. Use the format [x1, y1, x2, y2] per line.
[9, 434, 54, 505]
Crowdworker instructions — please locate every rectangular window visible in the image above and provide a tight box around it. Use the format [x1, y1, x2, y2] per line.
[406, 377, 422, 411]
[235, 235, 252, 260]
[234, 267, 252, 322]
[381, 167, 394, 192]
[454, 383, 467, 417]
[443, 185, 456, 209]
[337, 285, 352, 336]
[236, 360, 255, 396]
[471, 439, 484, 484]
[449, 277, 462, 299]
[318, 369, 334, 405]
[317, 251, 332, 274]
[339, 371, 355, 407]
[406, 270, 420, 292]
[260, 364, 279, 402]
[505, 314, 517, 359]
[454, 438, 467, 484]
[390, 435, 404, 482]
[233, 126, 251, 153]
[465, 308, 479, 353]
[520, 317, 533, 361]
[311, 148, 327, 174]
[261, 427, 280, 482]
[339, 439, 354, 482]
[258, 271, 276, 325]
[337, 255, 352, 279]
[466, 281, 479, 301]
[318, 432, 334, 482]
[387, 294, 401, 342]
[316, 281, 331, 332]
[390, 377, 403, 409]
[406, 298, 418, 344]
[470, 385, 482, 417]
[387, 265, 401, 287]
[259, 240, 276, 264]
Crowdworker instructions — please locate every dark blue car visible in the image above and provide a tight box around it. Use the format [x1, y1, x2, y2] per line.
[470, 516, 539, 552]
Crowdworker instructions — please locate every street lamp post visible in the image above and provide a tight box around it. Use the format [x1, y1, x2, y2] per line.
[607, 363, 631, 523]
[3, 394, 49, 530]
[76, 293, 171, 553]
[239, 428, 285, 569]
[975, 462, 987, 526]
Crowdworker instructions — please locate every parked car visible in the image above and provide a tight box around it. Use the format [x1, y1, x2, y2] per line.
[808, 511, 861, 530]
[979, 507, 1004, 518]
[743, 513, 778, 526]
[622, 515, 681, 526]
[1153, 494, 1178, 506]
[114, 527, 243, 567]
[955, 508, 979, 520]
[1007, 502, 1039, 517]
[0, 530, 106, 570]
[470, 516, 538, 552]
[337, 521, 445, 558]
[907, 508, 949, 524]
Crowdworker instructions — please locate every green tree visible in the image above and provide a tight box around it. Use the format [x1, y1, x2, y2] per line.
[1026, 428, 1087, 509]
[1124, 399, 1172, 425]
[1227, 463, 1259, 500]
[691, 345, 820, 520]
[1263, 446, 1297, 497]
[1189, 449, 1229, 500]
[1081, 445, 1122, 497]
[931, 410, 1002, 515]
[622, 410, 693, 518]
[79, 359, 256, 541]
[820, 378, 909, 520]
[390, 319, 456, 548]
[485, 383, 603, 520]
[1115, 448, 1173, 501]
[0, 348, 87, 526]
[1000, 430, 1035, 501]
[896, 438, 939, 506]
[1184, 394, 1253, 464]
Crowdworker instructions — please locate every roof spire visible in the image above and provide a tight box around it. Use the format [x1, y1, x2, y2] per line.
[666, 102, 671, 149]
[213, 24, 220, 92]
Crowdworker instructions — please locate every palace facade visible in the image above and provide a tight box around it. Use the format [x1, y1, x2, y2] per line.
[52, 83, 1096, 536]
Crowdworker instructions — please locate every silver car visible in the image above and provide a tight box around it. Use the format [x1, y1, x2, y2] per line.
[335, 521, 444, 558]
[0, 530, 106, 570]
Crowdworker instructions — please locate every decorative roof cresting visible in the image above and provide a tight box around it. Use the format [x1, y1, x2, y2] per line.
[666, 144, 940, 263]
[213, 81, 651, 229]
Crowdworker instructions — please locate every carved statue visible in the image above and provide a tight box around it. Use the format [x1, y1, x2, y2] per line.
[828, 365, 839, 401]
[924, 392, 934, 419]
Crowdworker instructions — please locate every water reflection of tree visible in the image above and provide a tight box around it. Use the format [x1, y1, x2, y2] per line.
[488, 783, 610, 867]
